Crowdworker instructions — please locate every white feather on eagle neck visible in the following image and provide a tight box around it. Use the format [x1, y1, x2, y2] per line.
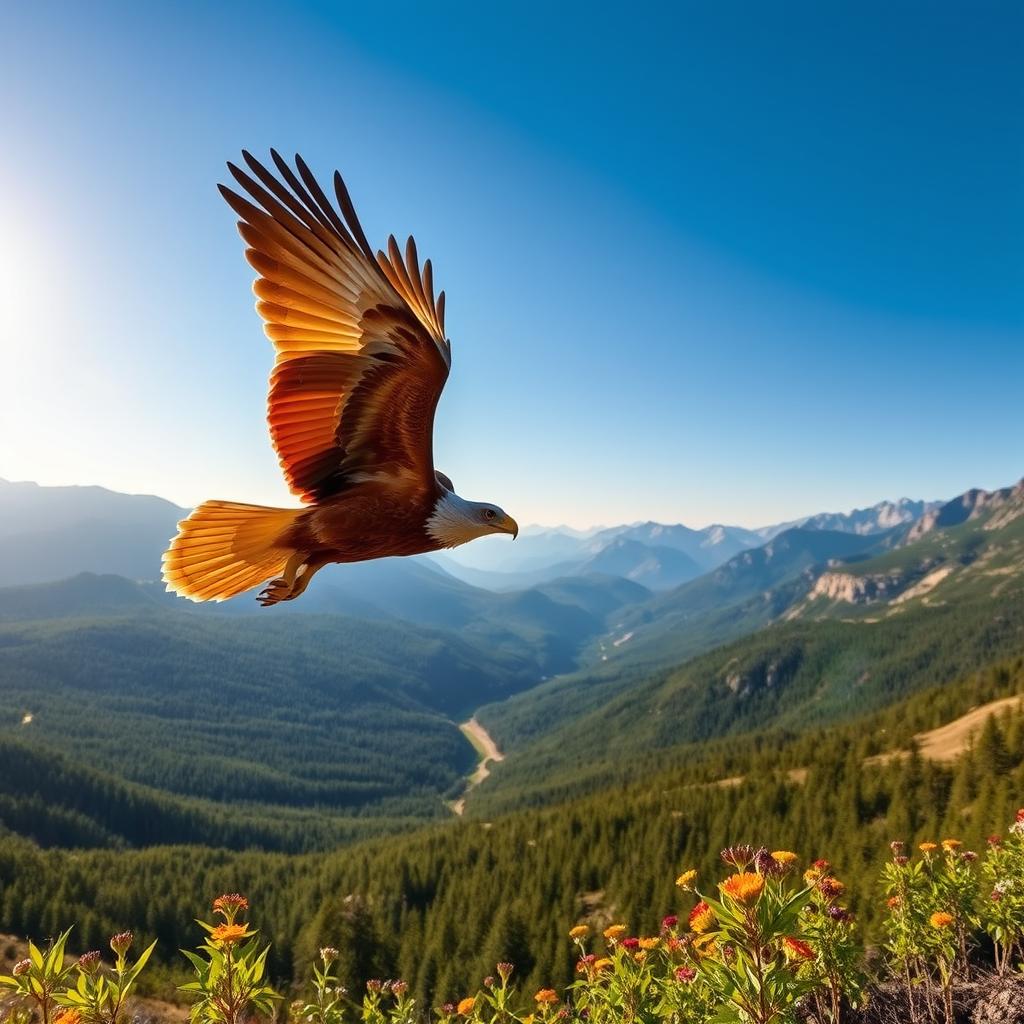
[426, 492, 493, 549]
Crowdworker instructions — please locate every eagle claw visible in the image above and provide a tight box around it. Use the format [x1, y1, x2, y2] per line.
[257, 578, 293, 606]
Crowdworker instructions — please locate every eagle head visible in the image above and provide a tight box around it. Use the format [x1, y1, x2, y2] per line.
[426, 492, 519, 549]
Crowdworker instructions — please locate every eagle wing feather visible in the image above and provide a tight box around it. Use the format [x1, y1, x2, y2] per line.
[220, 151, 450, 502]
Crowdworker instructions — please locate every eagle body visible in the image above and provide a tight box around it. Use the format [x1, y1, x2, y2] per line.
[162, 152, 517, 605]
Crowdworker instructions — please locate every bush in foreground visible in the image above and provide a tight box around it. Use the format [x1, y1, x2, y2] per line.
[6, 810, 1024, 1024]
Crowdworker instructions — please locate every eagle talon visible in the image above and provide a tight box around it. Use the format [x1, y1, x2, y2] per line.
[257, 578, 293, 606]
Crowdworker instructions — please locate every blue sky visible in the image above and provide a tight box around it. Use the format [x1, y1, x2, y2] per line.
[1, 1, 1021, 528]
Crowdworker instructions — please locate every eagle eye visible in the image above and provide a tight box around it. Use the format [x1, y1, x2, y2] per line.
[483, 508, 497, 521]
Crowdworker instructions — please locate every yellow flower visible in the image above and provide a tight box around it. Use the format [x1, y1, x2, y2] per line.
[689, 901, 715, 934]
[569, 924, 588, 940]
[803, 867, 822, 884]
[930, 912, 954, 929]
[603, 924, 627, 942]
[919, 842, 938, 852]
[457, 997, 476, 1015]
[675, 869, 697, 888]
[771, 851, 798, 865]
[941, 838, 962, 851]
[534, 989, 558, 1005]
[211, 923, 247, 945]
[719, 871, 765, 905]
[593, 957, 613, 973]
[633, 950, 646, 963]
[638, 937, 660, 950]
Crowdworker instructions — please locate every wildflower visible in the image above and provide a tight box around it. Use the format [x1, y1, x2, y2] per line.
[483, 976, 495, 989]
[894, 855, 909, 866]
[887, 895, 902, 909]
[818, 877, 846, 901]
[534, 989, 558, 1005]
[962, 850, 979, 862]
[392, 980, 408, 996]
[930, 912, 955, 929]
[1016, 808, 1024, 823]
[784, 937, 814, 960]
[721, 845, 755, 869]
[639, 937, 659, 950]
[621, 937, 640, 950]
[211, 923, 247, 945]
[720, 871, 765, 905]
[366, 980, 384, 994]
[320, 946, 338, 963]
[675, 966, 696, 983]
[771, 850, 798, 865]
[941, 838, 962, 851]
[12, 959, 31, 977]
[828, 905, 852, 922]
[441, 1003, 456, 1016]
[575, 954, 596, 974]
[457, 997, 476, 1015]
[661, 914, 678, 932]
[593, 958, 613, 973]
[890, 840, 905, 854]
[689, 901, 715, 933]
[109, 931, 133, 956]
[212, 893, 249, 918]
[919, 842, 937, 852]
[603, 924, 627, 942]
[54, 1010, 81, 1024]
[77, 951, 102, 974]
[989, 834, 1003, 846]
[675, 869, 697, 888]
[804, 867, 823, 884]
[496, 962, 514, 983]
[569, 924, 588, 940]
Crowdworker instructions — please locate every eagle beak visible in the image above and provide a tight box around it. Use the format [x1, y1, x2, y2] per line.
[501, 515, 519, 540]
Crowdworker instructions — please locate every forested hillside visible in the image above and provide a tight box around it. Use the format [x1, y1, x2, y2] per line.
[2, 656, 1023, 1007]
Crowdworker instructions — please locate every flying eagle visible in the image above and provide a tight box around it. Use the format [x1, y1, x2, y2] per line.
[162, 151, 518, 606]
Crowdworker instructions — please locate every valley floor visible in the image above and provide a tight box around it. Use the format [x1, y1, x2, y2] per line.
[449, 717, 504, 816]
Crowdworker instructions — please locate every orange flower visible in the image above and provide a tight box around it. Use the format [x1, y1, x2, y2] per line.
[675, 869, 697, 888]
[534, 989, 558, 1005]
[569, 924, 588, 940]
[930, 912, 954, 929]
[941, 838, 962, 851]
[887, 896, 902, 909]
[211, 923, 247, 945]
[689, 901, 715, 933]
[457, 997, 476, 1015]
[593, 957, 613, 973]
[771, 851, 798, 865]
[638, 937, 659, 950]
[783, 937, 814, 961]
[720, 872, 765, 905]
[54, 1011, 81, 1024]
[603, 924, 627, 942]
[919, 842, 937, 852]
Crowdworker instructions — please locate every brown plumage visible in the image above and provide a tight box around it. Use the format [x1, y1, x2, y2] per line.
[162, 152, 518, 605]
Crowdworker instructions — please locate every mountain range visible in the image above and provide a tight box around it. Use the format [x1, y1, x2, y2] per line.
[0, 472, 1021, 850]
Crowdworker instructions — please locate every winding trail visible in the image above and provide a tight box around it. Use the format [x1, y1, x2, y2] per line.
[449, 717, 504, 816]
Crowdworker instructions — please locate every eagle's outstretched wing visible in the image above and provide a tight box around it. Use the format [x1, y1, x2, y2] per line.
[220, 151, 451, 502]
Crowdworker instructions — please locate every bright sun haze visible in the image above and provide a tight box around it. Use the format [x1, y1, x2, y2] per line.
[0, 1, 1021, 528]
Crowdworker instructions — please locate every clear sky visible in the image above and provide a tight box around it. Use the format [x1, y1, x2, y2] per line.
[1, 1, 1021, 529]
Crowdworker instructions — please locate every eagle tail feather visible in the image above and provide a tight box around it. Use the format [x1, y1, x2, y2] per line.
[162, 501, 300, 602]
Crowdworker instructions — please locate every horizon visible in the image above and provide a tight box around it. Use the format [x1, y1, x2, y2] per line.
[7, 469, 1022, 536]
[2, 2, 1022, 529]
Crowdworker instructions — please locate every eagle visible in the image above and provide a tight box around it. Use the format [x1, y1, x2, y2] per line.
[162, 151, 518, 606]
